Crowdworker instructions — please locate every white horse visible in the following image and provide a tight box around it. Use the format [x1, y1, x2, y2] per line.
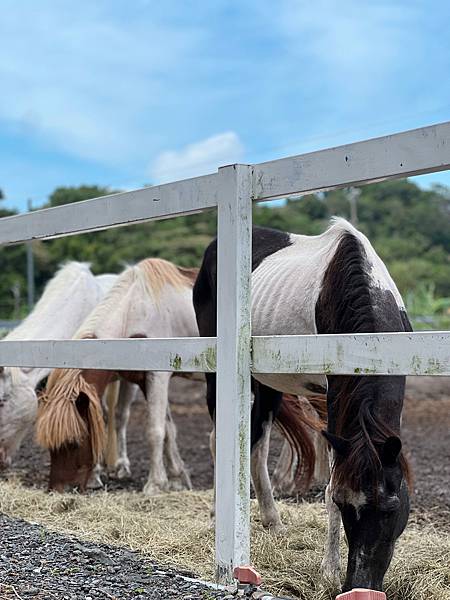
[36, 258, 199, 495]
[0, 262, 116, 469]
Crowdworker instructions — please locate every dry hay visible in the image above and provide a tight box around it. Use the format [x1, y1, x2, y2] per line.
[0, 480, 448, 600]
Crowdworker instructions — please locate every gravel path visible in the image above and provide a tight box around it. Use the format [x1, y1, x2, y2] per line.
[0, 514, 226, 600]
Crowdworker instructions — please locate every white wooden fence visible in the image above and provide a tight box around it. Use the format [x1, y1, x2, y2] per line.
[0, 122, 449, 585]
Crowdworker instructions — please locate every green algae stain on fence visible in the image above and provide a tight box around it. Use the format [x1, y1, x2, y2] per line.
[425, 358, 445, 375]
[192, 346, 216, 371]
[170, 354, 183, 370]
[169, 346, 216, 372]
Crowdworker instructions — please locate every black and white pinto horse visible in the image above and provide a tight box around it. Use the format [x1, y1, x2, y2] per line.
[193, 218, 411, 593]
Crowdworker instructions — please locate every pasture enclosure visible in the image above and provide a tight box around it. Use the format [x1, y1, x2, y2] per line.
[0, 122, 449, 586]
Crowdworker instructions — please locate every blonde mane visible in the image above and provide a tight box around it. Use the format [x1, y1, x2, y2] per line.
[36, 368, 104, 461]
[75, 258, 193, 339]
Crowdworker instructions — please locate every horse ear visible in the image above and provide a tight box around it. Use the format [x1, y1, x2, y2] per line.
[381, 436, 402, 466]
[321, 430, 351, 457]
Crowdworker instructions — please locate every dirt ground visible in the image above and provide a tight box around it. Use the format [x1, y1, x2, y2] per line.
[2, 376, 449, 526]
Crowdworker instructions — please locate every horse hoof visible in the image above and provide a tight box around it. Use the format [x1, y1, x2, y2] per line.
[86, 475, 104, 490]
[116, 465, 131, 479]
[263, 519, 286, 535]
[143, 481, 169, 496]
[167, 477, 191, 492]
[320, 561, 341, 588]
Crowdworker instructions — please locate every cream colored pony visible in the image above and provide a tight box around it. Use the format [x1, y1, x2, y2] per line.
[36, 258, 199, 495]
[0, 262, 116, 469]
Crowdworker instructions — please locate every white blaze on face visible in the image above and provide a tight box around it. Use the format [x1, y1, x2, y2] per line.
[334, 486, 368, 520]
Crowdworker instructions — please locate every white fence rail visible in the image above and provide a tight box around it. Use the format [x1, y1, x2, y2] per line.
[1, 121, 449, 584]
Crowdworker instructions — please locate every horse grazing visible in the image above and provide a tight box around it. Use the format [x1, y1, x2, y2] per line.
[193, 218, 411, 593]
[0, 262, 116, 469]
[36, 258, 199, 495]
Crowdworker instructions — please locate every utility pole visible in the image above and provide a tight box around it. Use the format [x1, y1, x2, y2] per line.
[26, 198, 35, 311]
[348, 187, 360, 226]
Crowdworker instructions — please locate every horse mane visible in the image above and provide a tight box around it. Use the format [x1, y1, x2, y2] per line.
[316, 223, 411, 492]
[2, 262, 94, 386]
[36, 368, 105, 462]
[75, 258, 193, 339]
[6, 262, 92, 342]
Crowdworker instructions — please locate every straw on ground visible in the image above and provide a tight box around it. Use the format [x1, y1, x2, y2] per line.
[0, 481, 448, 600]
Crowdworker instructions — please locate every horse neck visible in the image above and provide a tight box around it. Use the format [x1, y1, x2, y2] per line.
[79, 279, 198, 340]
[7, 274, 101, 344]
[6, 274, 103, 388]
[316, 230, 408, 437]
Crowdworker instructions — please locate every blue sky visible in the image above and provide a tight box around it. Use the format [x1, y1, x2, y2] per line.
[1, 0, 450, 211]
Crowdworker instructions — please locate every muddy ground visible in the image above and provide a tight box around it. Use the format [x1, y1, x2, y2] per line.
[2, 376, 449, 526]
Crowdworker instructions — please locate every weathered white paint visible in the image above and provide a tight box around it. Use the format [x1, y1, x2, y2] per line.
[253, 121, 450, 200]
[0, 174, 218, 245]
[252, 332, 450, 376]
[0, 337, 216, 372]
[215, 164, 253, 583]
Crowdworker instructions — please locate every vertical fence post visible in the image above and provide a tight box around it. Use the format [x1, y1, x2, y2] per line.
[216, 164, 253, 584]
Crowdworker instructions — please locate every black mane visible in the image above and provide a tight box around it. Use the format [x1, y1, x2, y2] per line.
[315, 230, 411, 492]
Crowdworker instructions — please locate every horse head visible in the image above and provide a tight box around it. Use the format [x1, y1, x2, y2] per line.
[324, 431, 410, 591]
[36, 369, 107, 491]
[48, 392, 94, 492]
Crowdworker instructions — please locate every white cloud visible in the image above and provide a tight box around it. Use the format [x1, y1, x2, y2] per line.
[150, 132, 245, 183]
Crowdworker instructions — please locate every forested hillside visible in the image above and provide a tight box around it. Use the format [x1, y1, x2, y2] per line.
[1, 179, 449, 325]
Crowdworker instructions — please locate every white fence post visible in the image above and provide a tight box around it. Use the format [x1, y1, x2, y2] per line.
[215, 164, 253, 584]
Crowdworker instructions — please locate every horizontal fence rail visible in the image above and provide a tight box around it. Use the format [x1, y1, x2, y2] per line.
[0, 338, 216, 372]
[1, 121, 450, 245]
[253, 121, 450, 200]
[252, 332, 450, 376]
[0, 174, 218, 245]
[1, 332, 449, 375]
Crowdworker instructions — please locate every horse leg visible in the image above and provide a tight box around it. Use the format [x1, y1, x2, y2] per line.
[250, 382, 283, 530]
[313, 430, 330, 485]
[321, 460, 341, 586]
[163, 404, 192, 491]
[115, 380, 138, 479]
[143, 372, 171, 495]
[272, 439, 296, 497]
[86, 462, 105, 489]
[86, 381, 121, 490]
[204, 373, 217, 524]
[251, 414, 283, 531]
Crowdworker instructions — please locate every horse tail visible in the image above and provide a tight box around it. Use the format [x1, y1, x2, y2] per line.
[36, 369, 105, 463]
[274, 394, 327, 492]
[104, 380, 120, 469]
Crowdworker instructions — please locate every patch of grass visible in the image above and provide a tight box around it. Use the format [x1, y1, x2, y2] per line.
[0, 481, 449, 599]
